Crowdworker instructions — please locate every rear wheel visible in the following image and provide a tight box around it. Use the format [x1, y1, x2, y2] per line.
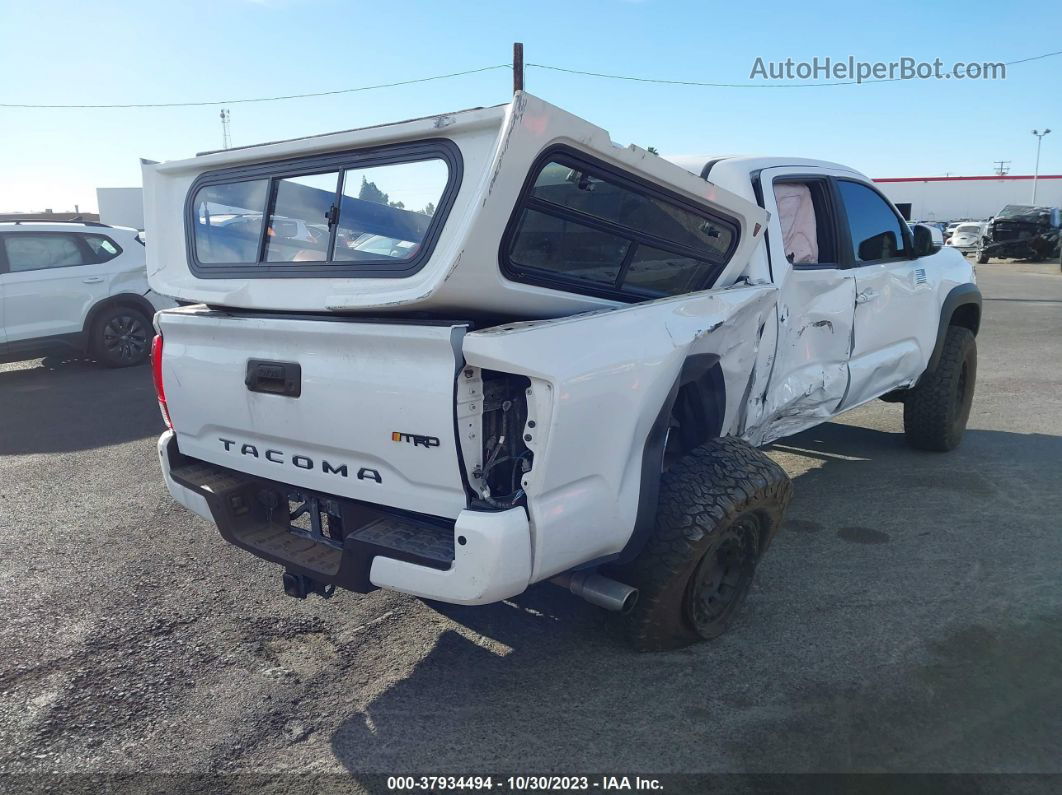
[903, 326, 976, 451]
[614, 437, 792, 652]
[975, 246, 989, 264]
[91, 306, 152, 367]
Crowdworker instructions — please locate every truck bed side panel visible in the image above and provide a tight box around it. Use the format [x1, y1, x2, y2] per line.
[463, 285, 777, 581]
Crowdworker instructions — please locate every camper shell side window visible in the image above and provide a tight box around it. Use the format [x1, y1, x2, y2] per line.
[501, 146, 741, 303]
[184, 138, 462, 279]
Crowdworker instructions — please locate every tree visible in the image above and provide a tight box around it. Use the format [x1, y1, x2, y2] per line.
[647, 146, 659, 156]
[421, 201, 436, 217]
[358, 176, 389, 205]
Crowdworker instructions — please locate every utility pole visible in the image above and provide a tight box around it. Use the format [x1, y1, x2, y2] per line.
[513, 42, 524, 94]
[1031, 129, 1051, 203]
[993, 160, 1011, 176]
[220, 109, 232, 150]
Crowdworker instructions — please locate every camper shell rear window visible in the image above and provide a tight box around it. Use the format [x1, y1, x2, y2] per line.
[501, 146, 741, 302]
[184, 139, 461, 279]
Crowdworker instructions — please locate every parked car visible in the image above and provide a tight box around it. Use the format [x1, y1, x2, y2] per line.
[143, 93, 981, 650]
[976, 205, 1062, 263]
[946, 222, 985, 255]
[0, 221, 174, 366]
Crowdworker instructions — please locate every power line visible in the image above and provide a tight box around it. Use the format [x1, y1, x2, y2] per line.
[529, 62, 840, 88]
[2, 48, 1060, 108]
[0, 64, 510, 109]
[528, 49, 1062, 88]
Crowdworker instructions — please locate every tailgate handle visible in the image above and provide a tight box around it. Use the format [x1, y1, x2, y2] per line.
[245, 360, 302, 398]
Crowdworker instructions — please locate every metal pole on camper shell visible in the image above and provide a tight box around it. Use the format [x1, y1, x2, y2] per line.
[513, 42, 524, 94]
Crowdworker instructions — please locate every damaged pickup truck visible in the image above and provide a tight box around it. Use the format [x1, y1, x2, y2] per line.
[975, 204, 1061, 264]
[143, 93, 981, 650]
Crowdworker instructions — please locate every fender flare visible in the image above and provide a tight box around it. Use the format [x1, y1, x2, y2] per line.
[927, 283, 981, 373]
[616, 353, 725, 565]
[82, 293, 158, 340]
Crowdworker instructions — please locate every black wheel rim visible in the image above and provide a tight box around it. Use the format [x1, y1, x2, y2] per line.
[686, 515, 761, 637]
[102, 314, 148, 362]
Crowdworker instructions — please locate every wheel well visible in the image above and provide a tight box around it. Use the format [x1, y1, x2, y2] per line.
[618, 355, 726, 565]
[671, 368, 726, 456]
[927, 285, 982, 374]
[83, 294, 156, 338]
[950, 302, 980, 336]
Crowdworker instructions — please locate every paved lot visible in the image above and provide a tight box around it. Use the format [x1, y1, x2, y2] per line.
[1, 262, 1059, 777]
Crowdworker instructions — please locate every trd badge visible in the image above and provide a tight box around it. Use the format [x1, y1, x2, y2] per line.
[392, 432, 441, 449]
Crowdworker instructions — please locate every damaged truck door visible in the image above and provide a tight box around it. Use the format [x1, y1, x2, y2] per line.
[749, 168, 856, 443]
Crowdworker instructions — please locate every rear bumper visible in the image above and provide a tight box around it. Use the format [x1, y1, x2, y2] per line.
[157, 431, 532, 605]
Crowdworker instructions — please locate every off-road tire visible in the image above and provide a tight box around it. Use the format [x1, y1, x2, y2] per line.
[903, 326, 976, 452]
[91, 305, 152, 368]
[975, 247, 989, 264]
[614, 437, 792, 652]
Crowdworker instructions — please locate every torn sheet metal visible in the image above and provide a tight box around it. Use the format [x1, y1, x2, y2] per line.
[743, 265, 855, 447]
[464, 284, 775, 581]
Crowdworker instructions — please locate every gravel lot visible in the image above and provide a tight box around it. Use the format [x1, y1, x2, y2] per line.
[1, 261, 1060, 778]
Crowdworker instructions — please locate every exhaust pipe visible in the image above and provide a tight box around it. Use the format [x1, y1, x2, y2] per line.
[551, 570, 639, 614]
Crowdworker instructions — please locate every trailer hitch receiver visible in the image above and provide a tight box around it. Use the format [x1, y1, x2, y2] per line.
[282, 571, 336, 600]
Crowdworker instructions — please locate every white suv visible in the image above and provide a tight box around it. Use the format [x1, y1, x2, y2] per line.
[0, 221, 174, 367]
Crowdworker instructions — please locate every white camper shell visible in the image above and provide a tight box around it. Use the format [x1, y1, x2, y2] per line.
[142, 93, 768, 317]
[147, 93, 981, 650]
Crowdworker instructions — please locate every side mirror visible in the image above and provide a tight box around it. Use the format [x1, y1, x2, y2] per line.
[912, 223, 942, 257]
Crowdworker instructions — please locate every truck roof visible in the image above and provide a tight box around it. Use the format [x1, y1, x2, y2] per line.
[667, 155, 867, 181]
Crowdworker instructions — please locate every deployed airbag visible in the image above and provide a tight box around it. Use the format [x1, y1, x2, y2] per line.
[774, 183, 818, 265]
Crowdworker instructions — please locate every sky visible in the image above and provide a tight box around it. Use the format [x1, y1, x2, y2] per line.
[1, 0, 1059, 213]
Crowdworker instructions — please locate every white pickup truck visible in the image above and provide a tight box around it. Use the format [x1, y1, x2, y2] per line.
[144, 93, 980, 650]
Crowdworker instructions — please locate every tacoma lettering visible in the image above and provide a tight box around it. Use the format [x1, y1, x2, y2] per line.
[216, 437, 378, 482]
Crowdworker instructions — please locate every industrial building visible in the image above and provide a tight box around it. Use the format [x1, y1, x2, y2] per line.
[874, 174, 1062, 222]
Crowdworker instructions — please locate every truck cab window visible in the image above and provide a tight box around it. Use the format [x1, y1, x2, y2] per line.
[837, 180, 909, 263]
[774, 182, 819, 265]
[771, 179, 839, 266]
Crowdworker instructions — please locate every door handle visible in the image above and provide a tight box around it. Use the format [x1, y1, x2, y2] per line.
[245, 359, 302, 397]
[855, 289, 879, 304]
[82, 276, 104, 284]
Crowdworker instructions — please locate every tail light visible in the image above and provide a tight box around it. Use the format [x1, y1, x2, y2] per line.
[151, 334, 173, 430]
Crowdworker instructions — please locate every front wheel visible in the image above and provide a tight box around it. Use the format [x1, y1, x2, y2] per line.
[903, 326, 976, 451]
[613, 437, 792, 652]
[91, 305, 152, 367]
[975, 247, 990, 264]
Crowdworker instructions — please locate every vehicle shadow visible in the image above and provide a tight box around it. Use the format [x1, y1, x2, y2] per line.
[328, 422, 1062, 774]
[0, 355, 162, 456]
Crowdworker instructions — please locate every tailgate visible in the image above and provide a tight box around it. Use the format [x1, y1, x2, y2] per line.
[157, 307, 469, 519]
